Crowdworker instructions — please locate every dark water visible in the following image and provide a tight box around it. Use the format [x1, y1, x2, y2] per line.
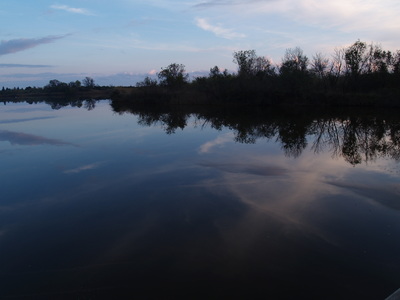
[1, 100, 399, 299]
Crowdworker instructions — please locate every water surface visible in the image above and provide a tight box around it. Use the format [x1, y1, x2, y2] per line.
[1, 100, 399, 299]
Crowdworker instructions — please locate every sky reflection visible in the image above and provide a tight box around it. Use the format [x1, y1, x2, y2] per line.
[0, 116, 56, 124]
[0, 101, 399, 299]
[0, 130, 75, 146]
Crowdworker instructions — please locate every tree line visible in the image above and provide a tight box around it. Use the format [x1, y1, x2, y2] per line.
[133, 40, 400, 106]
[2, 39, 400, 106]
[0, 77, 103, 98]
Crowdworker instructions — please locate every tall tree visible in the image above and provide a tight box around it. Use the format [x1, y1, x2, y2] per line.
[344, 40, 368, 76]
[233, 50, 273, 77]
[83, 77, 95, 88]
[280, 47, 309, 74]
[310, 52, 329, 78]
[157, 63, 188, 88]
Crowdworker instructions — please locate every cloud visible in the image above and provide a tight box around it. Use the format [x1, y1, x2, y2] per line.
[241, 1, 397, 33]
[191, 0, 400, 47]
[199, 162, 288, 176]
[327, 181, 400, 211]
[63, 162, 104, 174]
[0, 35, 68, 56]
[272, 0, 400, 34]
[50, 4, 93, 15]
[0, 117, 56, 124]
[195, 17, 245, 39]
[0, 130, 75, 146]
[193, 0, 269, 9]
[198, 133, 233, 153]
[0, 64, 53, 68]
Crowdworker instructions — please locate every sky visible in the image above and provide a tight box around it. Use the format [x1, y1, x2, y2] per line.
[1, 0, 399, 88]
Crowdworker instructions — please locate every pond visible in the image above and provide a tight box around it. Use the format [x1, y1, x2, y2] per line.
[1, 100, 399, 299]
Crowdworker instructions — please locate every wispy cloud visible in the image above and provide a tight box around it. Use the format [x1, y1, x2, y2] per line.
[270, 0, 400, 34]
[195, 0, 400, 37]
[63, 162, 104, 174]
[198, 133, 233, 153]
[193, 0, 269, 9]
[0, 130, 75, 146]
[0, 117, 56, 124]
[0, 63, 53, 68]
[50, 4, 93, 15]
[0, 35, 68, 56]
[199, 161, 287, 176]
[327, 181, 400, 211]
[195, 17, 245, 39]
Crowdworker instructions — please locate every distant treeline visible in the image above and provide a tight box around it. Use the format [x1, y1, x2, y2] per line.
[2, 40, 400, 106]
[0, 77, 113, 100]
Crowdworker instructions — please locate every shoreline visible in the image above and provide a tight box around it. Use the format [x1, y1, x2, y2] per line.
[1, 86, 400, 108]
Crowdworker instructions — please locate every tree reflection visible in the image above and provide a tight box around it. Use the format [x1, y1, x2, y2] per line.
[84, 99, 97, 111]
[111, 100, 400, 165]
[3, 98, 98, 111]
[310, 116, 400, 165]
[134, 108, 188, 134]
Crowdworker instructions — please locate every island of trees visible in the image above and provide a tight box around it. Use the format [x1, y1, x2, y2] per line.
[1, 40, 400, 107]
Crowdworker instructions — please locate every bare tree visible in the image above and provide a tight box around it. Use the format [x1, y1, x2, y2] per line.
[83, 77, 95, 88]
[281, 47, 309, 73]
[328, 47, 346, 86]
[310, 52, 329, 78]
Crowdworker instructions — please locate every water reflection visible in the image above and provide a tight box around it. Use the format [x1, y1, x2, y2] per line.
[1, 100, 399, 299]
[0, 129, 75, 146]
[0, 116, 56, 124]
[2, 98, 99, 110]
[111, 101, 400, 165]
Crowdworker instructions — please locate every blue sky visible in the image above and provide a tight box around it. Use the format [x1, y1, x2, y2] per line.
[1, 0, 399, 87]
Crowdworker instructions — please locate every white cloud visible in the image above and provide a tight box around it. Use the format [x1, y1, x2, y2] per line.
[63, 162, 103, 174]
[195, 17, 245, 39]
[283, 0, 400, 33]
[199, 133, 233, 153]
[201, 0, 400, 36]
[191, 0, 399, 49]
[0, 35, 68, 56]
[50, 4, 93, 15]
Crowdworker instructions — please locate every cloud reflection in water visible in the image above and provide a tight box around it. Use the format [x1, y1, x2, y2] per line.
[0, 130, 75, 146]
[63, 162, 105, 174]
[0, 116, 55, 124]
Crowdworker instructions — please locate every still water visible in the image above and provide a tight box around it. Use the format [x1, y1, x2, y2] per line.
[0, 100, 399, 299]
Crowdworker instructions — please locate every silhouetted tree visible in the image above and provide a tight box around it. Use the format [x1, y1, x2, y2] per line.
[136, 76, 158, 87]
[47, 79, 63, 88]
[280, 47, 309, 74]
[327, 47, 346, 89]
[310, 52, 329, 78]
[83, 77, 95, 88]
[392, 50, 400, 74]
[233, 50, 274, 77]
[209, 66, 222, 78]
[366, 44, 391, 74]
[45, 79, 68, 92]
[344, 40, 368, 76]
[68, 80, 81, 88]
[157, 63, 188, 89]
[279, 47, 310, 97]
